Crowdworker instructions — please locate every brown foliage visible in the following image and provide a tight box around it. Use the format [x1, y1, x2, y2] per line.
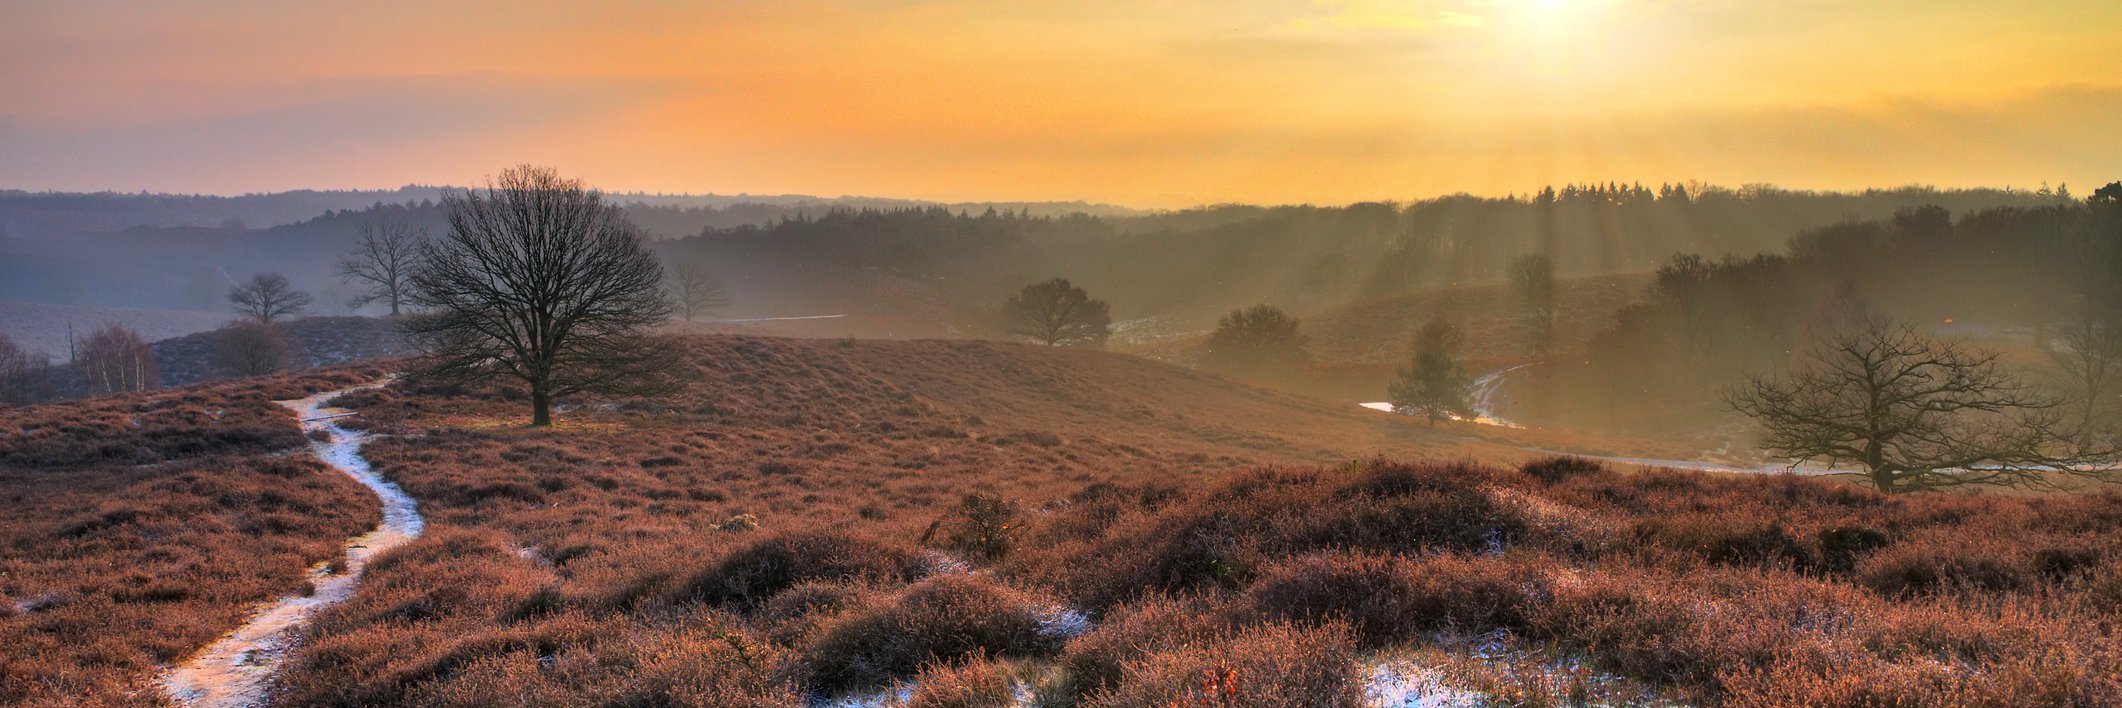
[0, 373, 379, 706]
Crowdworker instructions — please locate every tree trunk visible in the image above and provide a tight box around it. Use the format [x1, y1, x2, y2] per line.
[531, 387, 553, 427]
[1865, 438, 1891, 492]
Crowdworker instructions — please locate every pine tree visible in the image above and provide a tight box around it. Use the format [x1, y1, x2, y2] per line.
[1386, 319, 1473, 426]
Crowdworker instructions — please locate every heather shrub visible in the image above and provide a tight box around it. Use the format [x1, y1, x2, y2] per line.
[1815, 524, 1892, 572]
[803, 574, 1062, 691]
[1520, 455, 1607, 485]
[927, 492, 1021, 561]
[755, 581, 876, 645]
[1300, 462, 1528, 554]
[904, 654, 1016, 708]
[1243, 551, 1551, 646]
[1635, 516, 1815, 569]
[686, 530, 922, 610]
[1082, 622, 1364, 708]
[1856, 535, 2031, 595]
[1058, 595, 1226, 698]
[1048, 463, 1532, 612]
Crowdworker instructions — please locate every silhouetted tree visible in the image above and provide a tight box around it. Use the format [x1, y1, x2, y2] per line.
[1654, 253, 1714, 358]
[404, 165, 678, 427]
[667, 260, 732, 321]
[1387, 318, 1472, 426]
[76, 324, 158, 395]
[338, 219, 424, 316]
[1727, 313, 2108, 493]
[1001, 277, 1111, 347]
[0, 334, 53, 406]
[1508, 254, 1556, 356]
[214, 321, 295, 377]
[228, 272, 312, 324]
[1203, 304, 1308, 378]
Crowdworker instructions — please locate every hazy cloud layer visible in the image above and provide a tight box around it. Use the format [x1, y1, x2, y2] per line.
[1, 1, 2117, 204]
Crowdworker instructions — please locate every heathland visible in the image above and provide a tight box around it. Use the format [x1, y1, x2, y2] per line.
[5, 335, 2119, 705]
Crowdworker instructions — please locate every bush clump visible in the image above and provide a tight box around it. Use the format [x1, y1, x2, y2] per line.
[803, 574, 1063, 691]
[686, 530, 922, 610]
[1243, 551, 1552, 647]
[1081, 622, 1364, 708]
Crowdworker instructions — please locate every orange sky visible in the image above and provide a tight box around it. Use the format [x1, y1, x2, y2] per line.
[2, 1, 2119, 207]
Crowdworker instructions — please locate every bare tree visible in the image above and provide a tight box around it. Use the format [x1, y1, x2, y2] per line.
[76, 324, 158, 396]
[0, 334, 54, 406]
[404, 165, 678, 427]
[667, 260, 732, 321]
[214, 321, 295, 377]
[1387, 318, 1472, 427]
[1001, 277, 1111, 347]
[1727, 313, 2110, 493]
[338, 219, 424, 316]
[228, 272, 312, 324]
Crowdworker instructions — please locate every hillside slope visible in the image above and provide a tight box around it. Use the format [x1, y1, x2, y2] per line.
[260, 334, 2122, 706]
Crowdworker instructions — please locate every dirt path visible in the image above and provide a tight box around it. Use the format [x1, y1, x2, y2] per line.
[159, 384, 424, 707]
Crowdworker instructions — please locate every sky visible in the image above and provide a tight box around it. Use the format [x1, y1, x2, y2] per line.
[2, 0, 2119, 207]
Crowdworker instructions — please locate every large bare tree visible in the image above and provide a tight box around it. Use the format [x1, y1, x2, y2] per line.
[667, 260, 732, 321]
[403, 165, 678, 427]
[228, 272, 312, 324]
[1727, 313, 2110, 492]
[338, 219, 424, 316]
[1001, 277, 1111, 347]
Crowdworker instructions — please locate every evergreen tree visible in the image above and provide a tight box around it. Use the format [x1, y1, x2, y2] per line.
[1387, 319, 1473, 426]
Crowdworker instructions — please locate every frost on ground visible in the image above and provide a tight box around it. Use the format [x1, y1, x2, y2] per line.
[158, 383, 423, 708]
[1366, 660, 1485, 708]
[1035, 605, 1092, 641]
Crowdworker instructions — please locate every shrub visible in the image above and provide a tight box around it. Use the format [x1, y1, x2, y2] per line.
[905, 654, 1016, 708]
[1082, 622, 1363, 708]
[803, 574, 1061, 691]
[929, 492, 1021, 561]
[1520, 456, 1606, 485]
[1243, 551, 1551, 647]
[1857, 539, 2031, 595]
[1816, 524, 1892, 572]
[686, 530, 921, 610]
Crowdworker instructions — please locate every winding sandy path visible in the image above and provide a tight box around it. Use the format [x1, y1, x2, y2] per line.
[160, 384, 423, 707]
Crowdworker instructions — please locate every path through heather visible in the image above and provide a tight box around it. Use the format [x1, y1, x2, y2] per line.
[160, 384, 423, 707]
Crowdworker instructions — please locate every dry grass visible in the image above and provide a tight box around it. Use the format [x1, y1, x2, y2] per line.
[14, 333, 2119, 705]
[0, 370, 385, 706]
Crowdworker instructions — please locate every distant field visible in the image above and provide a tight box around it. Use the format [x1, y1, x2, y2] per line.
[0, 300, 230, 360]
[1121, 273, 1651, 368]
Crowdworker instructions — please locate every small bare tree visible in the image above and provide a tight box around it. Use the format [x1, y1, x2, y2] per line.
[1727, 313, 2110, 492]
[404, 165, 678, 427]
[667, 260, 732, 321]
[228, 272, 312, 325]
[76, 324, 159, 395]
[0, 334, 54, 406]
[338, 220, 424, 316]
[1001, 278, 1111, 347]
[214, 321, 295, 377]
